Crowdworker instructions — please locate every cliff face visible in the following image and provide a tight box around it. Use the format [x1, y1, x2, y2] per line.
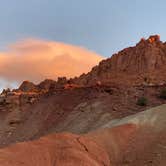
[75, 35, 166, 86]
[101, 35, 166, 73]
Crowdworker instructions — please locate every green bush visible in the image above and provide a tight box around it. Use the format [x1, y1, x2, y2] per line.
[159, 88, 166, 99]
[137, 97, 148, 106]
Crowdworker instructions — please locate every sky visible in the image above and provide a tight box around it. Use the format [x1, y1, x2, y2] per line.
[0, 0, 166, 56]
[0, 0, 166, 90]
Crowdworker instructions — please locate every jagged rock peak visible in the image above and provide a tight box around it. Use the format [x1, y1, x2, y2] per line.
[147, 34, 160, 43]
[137, 35, 161, 46]
[19, 80, 38, 92]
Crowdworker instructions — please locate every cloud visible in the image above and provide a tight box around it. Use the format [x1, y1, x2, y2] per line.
[0, 39, 104, 84]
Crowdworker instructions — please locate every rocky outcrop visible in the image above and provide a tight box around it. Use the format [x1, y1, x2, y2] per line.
[37, 79, 56, 91]
[19, 81, 38, 92]
[108, 35, 165, 72]
[72, 35, 166, 86]
[18, 77, 68, 93]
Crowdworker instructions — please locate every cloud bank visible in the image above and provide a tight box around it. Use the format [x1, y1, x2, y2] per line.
[0, 39, 104, 85]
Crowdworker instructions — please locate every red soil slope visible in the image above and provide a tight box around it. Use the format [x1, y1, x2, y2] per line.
[0, 104, 166, 166]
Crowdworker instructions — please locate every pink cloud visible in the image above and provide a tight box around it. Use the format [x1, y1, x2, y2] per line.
[0, 39, 104, 84]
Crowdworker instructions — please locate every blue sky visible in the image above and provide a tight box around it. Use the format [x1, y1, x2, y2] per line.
[0, 0, 166, 57]
[0, 0, 166, 90]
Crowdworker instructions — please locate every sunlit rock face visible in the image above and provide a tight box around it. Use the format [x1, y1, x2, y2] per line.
[110, 35, 165, 72]
[74, 35, 166, 86]
[94, 35, 165, 73]
[19, 81, 38, 92]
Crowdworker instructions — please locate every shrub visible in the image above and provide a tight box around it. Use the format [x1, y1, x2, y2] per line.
[159, 88, 166, 99]
[137, 97, 148, 106]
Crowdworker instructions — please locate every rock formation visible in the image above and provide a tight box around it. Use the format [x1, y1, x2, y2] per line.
[73, 35, 166, 86]
[19, 81, 38, 92]
[37, 79, 56, 91]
